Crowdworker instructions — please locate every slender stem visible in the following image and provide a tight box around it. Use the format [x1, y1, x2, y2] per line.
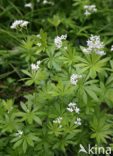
[9, 63, 22, 79]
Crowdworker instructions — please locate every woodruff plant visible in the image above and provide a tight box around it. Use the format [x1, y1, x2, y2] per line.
[0, 31, 111, 155]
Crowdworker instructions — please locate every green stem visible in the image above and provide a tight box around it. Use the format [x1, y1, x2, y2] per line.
[9, 63, 22, 79]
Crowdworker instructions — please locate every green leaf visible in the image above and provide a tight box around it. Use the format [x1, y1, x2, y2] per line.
[27, 137, 34, 147]
[22, 70, 31, 77]
[13, 139, 23, 149]
[83, 90, 87, 104]
[25, 80, 33, 86]
[0, 71, 14, 79]
[20, 102, 28, 112]
[23, 140, 27, 153]
[34, 116, 42, 125]
[90, 115, 112, 144]
[48, 14, 60, 27]
[11, 137, 21, 143]
[85, 88, 98, 102]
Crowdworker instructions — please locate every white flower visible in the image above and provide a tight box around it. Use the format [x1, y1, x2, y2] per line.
[67, 107, 73, 112]
[74, 118, 81, 125]
[74, 107, 80, 114]
[54, 36, 62, 48]
[43, 0, 54, 5]
[16, 130, 23, 136]
[74, 121, 77, 125]
[111, 45, 113, 51]
[43, 0, 47, 4]
[61, 34, 67, 40]
[37, 43, 41, 47]
[31, 60, 41, 70]
[57, 117, 62, 123]
[64, 46, 67, 50]
[71, 79, 78, 85]
[67, 102, 81, 125]
[54, 34, 67, 49]
[78, 122, 81, 125]
[36, 34, 41, 39]
[68, 102, 76, 107]
[77, 118, 81, 122]
[10, 20, 29, 29]
[53, 117, 62, 128]
[83, 35, 106, 56]
[57, 119, 61, 124]
[59, 117, 62, 120]
[87, 35, 104, 49]
[31, 64, 39, 70]
[24, 3, 32, 9]
[21, 21, 29, 27]
[84, 10, 91, 16]
[67, 102, 80, 113]
[84, 5, 89, 9]
[95, 51, 106, 56]
[82, 48, 91, 54]
[10, 20, 21, 29]
[84, 5, 97, 16]
[37, 60, 41, 65]
[77, 118, 82, 125]
[53, 120, 57, 123]
[70, 74, 82, 85]
[90, 5, 97, 12]
[47, 1, 54, 5]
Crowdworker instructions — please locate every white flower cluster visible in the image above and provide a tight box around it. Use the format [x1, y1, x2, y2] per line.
[84, 5, 97, 16]
[31, 60, 41, 70]
[16, 130, 23, 136]
[24, 3, 33, 9]
[70, 74, 82, 85]
[37, 34, 41, 39]
[10, 20, 29, 29]
[37, 43, 41, 47]
[83, 35, 106, 56]
[111, 45, 113, 51]
[43, 0, 54, 5]
[54, 34, 67, 49]
[74, 118, 81, 125]
[53, 117, 62, 128]
[67, 102, 80, 114]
